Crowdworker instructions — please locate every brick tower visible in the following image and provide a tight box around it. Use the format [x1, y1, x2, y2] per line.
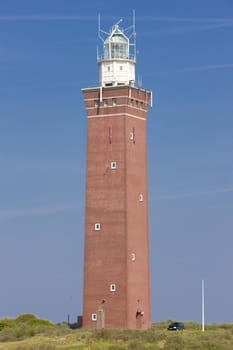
[82, 17, 151, 329]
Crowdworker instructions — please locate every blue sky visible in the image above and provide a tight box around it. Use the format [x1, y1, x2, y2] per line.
[0, 0, 233, 324]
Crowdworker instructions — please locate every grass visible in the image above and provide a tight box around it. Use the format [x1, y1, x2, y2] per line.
[0, 315, 233, 350]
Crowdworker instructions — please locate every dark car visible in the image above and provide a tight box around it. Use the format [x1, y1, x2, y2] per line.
[167, 322, 185, 331]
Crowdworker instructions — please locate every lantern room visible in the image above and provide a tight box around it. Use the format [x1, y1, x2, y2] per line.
[97, 18, 136, 87]
[104, 24, 129, 60]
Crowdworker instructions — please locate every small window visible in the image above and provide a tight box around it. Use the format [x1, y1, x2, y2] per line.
[136, 100, 139, 107]
[91, 313, 97, 321]
[95, 223, 101, 231]
[104, 99, 108, 107]
[110, 284, 116, 292]
[130, 132, 134, 140]
[139, 194, 144, 202]
[131, 253, 136, 261]
[95, 100, 100, 108]
[112, 98, 117, 106]
[111, 161, 117, 169]
[120, 66, 123, 71]
[107, 66, 110, 71]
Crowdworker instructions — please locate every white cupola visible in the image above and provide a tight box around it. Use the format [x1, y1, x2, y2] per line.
[97, 18, 136, 87]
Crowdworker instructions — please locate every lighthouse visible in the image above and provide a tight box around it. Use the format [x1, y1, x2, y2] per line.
[82, 16, 152, 329]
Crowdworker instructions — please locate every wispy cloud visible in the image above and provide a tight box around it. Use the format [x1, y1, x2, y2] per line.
[150, 63, 233, 75]
[1, 14, 232, 38]
[0, 14, 232, 24]
[140, 21, 233, 37]
[136, 16, 233, 23]
[0, 203, 83, 219]
[153, 187, 233, 201]
[0, 14, 97, 21]
[1, 186, 232, 219]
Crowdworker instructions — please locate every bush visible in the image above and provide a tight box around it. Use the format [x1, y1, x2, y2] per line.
[14, 345, 56, 350]
[107, 346, 126, 350]
[15, 314, 37, 323]
[0, 326, 17, 342]
[128, 341, 147, 350]
[0, 314, 55, 341]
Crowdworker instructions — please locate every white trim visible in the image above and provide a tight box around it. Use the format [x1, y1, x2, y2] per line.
[111, 161, 117, 169]
[99, 86, 103, 102]
[84, 95, 127, 101]
[91, 313, 97, 321]
[95, 223, 101, 231]
[81, 86, 151, 94]
[139, 194, 144, 202]
[83, 95, 128, 100]
[110, 283, 116, 292]
[85, 104, 147, 113]
[84, 95, 148, 104]
[87, 112, 146, 121]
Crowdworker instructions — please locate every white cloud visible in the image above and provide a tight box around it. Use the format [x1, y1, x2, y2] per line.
[136, 16, 233, 23]
[0, 14, 232, 24]
[150, 63, 233, 75]
[152, 187, 233, 201]
[0, 203, 82, 219]
[0, 15, 97, 21]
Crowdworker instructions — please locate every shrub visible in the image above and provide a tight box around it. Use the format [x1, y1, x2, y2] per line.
[128, 340, 147, 350]
[14, 345, 56, 350]
[0, 326, 17, 342]
[107, 345, 127, 350]
[15, 314, 37, 323]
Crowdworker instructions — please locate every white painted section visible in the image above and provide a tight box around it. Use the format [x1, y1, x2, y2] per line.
[97, 22, 136, 87]
[99, 60, 135, 87]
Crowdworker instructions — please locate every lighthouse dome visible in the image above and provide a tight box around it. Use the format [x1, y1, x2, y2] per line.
[98, 20, 136, 87]
[104, 25, 129, 60]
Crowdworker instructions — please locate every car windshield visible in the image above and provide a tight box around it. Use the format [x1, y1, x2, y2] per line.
[169, 322, 184, 327]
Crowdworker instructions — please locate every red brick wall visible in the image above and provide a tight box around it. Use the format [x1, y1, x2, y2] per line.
[82, 86, 151, 329]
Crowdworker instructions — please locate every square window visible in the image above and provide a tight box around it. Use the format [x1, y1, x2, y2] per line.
[95, 223, 101, 231]
[110, 284, 116, 292]
[112, 98, 117, 106]
[111, 162, 117, 169]
[103, 99, 108, 107]
[91, 313, 97, 321]
[139, 194, 144, 202]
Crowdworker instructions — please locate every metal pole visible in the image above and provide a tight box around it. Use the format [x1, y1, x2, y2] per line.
[202, 279, 205, 332]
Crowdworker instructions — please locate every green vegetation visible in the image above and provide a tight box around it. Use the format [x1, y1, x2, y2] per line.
[0, 315, 233, 350]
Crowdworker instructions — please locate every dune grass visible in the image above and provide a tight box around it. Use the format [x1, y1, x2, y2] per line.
[0, 315, 233, 349]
